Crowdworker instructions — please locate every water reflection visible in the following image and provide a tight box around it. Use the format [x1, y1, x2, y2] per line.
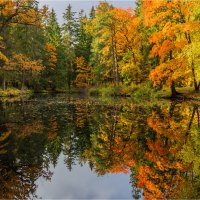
[0, 96, 200, 199]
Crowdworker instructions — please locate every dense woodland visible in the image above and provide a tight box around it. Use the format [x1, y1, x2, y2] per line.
[0, 0, 200, 97]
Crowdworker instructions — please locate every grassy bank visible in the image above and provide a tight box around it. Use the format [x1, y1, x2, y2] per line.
[88, 83, 158, 99]
[0, 88, 33, 97]
[88, 84, 200, 101]
[88, 84, 137, 97]
[1, 85, 200, 102]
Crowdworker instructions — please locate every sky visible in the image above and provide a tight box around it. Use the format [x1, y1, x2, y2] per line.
[36, 154, 133, 199]
[39, 0, 135, 24]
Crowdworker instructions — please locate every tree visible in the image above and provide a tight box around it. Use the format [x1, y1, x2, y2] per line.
[89, 6, 95, 19]
[75, 10, 92, 62]
[110, 8, 144, 85]
[42, 8, 69, 91]
[44, 9, 62, 48]
[90, 2, 120, 85]
[62, 4, 76, 43]
[144, 0, 200, 96]
[0, 1, 49, 91]
[9, 54, 43, 90]
[90, 4, 146, 86]
[62, 4, 77, 90]
[75, 56, 93, 88]
[0, 0, 42, 33]
[179, 0, 200, 90]
[45, 42, 57, 69]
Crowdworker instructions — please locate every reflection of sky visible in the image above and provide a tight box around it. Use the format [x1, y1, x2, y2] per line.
[36, 153, 133, 199]
[39, 0, 135, 24]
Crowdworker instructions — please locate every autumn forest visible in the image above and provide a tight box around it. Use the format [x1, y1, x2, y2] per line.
[0, 0, 200, 98]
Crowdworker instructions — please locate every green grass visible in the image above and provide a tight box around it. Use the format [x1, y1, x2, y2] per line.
[88, 84, 138, 97]
[154, 86, 200, 100]
[132, 82, 156, 99]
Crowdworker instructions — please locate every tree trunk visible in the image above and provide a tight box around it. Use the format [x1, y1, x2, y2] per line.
[169, 51, 176, 98]
[21, 70, 25, 91]
[68, 61, 72, 91]
[111, 30, 119, 87]
[169, 101, 177, 117]
[170, 81, 178, 98]
[185, 33, 199, 91]
[111, 37, 116, 86]
[197, 106, 200, 128]
[2, 70, 6, 90]
[113, 43, 119, 86]
[110, 105, 118, 149]
[192, 61, 199, 91]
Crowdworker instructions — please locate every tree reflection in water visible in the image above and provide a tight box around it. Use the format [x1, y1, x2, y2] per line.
[0, 96, 200, 199]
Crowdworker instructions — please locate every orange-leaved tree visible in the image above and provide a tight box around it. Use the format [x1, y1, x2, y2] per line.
[144, 0, 199, 96]
[9, 54, 44, 90]
[45, 42, 57, 70]
[75, 56, 93, 88]
[110, 8, 144, 85]
[0, 0, 44, 33]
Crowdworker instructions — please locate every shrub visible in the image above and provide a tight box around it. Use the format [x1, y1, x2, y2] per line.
[132, 82, 155, 99]
[0, 88, 21, 97]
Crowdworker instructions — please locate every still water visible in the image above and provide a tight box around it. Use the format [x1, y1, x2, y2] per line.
[0, 95, 200, 199]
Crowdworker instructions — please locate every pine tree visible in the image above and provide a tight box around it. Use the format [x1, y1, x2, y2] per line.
[75, 10, 92, 62]
[62, 4, 77, 90]
[89, 6, 95, 19]
[42, 9, 64, 91]
[45, 9, 62, 48]
[62, 4, 76, 46]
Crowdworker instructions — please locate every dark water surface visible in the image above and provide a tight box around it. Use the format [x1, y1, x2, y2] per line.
[0, 95, 200, 199]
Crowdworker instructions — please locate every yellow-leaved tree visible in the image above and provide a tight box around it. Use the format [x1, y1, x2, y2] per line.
[110, 8, 143, 85]
[75, 56, 93, 88]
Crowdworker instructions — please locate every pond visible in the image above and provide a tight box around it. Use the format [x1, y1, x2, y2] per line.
[0, 95, 200, 199]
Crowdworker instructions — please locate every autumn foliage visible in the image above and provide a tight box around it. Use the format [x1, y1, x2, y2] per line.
[144, 0, 200, 95]
[46, 43, 57, 69]
[0, 0, 200, 94]
[75, 56, 93, 88]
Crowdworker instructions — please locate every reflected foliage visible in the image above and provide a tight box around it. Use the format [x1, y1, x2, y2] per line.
[0, 96, 200, 198]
